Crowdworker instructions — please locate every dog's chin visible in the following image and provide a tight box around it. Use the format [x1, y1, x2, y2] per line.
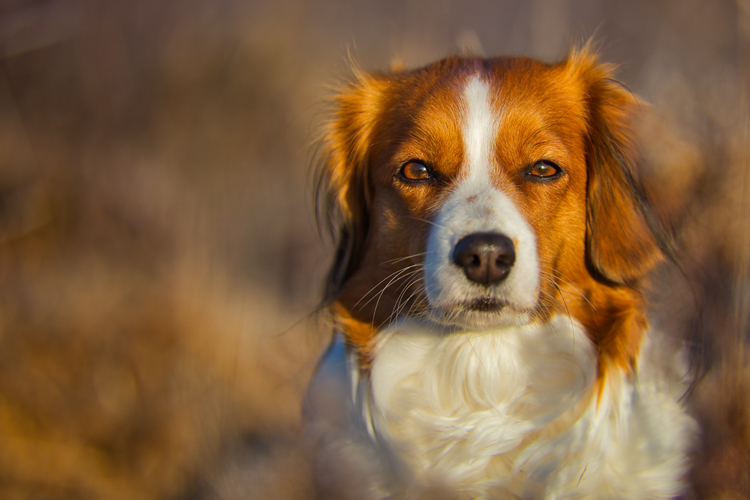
[427, 299, 533, 330]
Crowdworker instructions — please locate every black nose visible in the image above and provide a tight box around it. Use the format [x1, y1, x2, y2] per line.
[452, 232, 516, 286]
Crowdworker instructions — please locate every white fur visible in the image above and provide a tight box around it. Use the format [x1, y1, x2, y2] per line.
[425, 76, 539, 329]
[310, 319, 695, 499]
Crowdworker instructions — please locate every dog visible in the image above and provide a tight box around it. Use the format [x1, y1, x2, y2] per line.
[308, 46, 696, 499]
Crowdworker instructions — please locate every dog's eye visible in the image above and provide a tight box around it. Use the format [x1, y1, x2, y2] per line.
[526, 161, 562, 180]
[399, 161, 433, 182]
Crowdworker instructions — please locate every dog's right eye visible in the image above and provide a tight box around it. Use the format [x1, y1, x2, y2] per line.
[398, 161, 433, 182]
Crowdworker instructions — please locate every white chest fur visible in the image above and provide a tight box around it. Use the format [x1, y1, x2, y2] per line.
[308, 315, 696, 499]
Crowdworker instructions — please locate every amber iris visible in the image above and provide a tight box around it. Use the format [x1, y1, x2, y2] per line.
[528, 161, 560, 178]
[401, 161, 431, 181]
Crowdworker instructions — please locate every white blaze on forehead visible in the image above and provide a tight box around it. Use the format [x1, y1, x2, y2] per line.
[462, 76, 497, 183]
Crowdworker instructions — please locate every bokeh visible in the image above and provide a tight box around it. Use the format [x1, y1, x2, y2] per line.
[0, 0, 747, 498]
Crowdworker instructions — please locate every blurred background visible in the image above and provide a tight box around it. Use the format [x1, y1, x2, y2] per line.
[0, 0, 747, 498]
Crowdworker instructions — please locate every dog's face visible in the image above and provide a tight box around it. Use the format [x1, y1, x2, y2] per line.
[321, 50, 663, 364]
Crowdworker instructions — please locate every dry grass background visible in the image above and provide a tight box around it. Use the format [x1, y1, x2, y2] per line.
[0, 0, 747, 498]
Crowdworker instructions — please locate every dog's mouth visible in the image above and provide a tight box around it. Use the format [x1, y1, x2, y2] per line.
[466, 297, 505, 312]
[427, 296, 534, 330]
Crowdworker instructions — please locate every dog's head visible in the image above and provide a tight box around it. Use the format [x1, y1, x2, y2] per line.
[318, 48, 666, 368]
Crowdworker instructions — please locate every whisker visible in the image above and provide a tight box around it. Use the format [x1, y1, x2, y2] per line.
[539, 266, 598, 312]
[538, 286, 563, 309]
[370, 266, 423, 327]
[382, 252, 430, 265]
[537, 274, 577, 338]
[353, 263, 423, 310]
[390, 274, 426, 323]
[403, 294, 428, 321]
[554, 284, 576, 333]
[538, 288, 568, 316]
[391, 271, 423, 310]
[405, 216, 448, 230]
[387, 271, 423, 321]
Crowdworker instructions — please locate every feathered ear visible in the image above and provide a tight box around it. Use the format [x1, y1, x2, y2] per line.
[566, 48, 663, 285]
[316, 70, 387, 300]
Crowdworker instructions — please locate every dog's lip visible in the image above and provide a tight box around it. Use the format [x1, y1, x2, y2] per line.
[430, 297, 511, 316]
[426, 297, 536, 329]
[466, 297, 505, 312]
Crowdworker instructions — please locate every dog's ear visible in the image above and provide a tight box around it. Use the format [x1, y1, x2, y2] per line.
[566, 48, 663, 285]
[316, 70, 388, 300]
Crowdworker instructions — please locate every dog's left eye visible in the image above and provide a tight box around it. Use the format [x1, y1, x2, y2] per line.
[398, 161, 433, 182]
[526, 161, 562, 180]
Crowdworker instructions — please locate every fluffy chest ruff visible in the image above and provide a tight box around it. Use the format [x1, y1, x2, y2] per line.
[309, 46, 696, 499]
[340, 317, 692, 499]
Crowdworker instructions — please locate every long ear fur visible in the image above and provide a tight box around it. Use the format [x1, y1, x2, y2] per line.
[316, 70, 387, 300]
[567, 48, 664, 285]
